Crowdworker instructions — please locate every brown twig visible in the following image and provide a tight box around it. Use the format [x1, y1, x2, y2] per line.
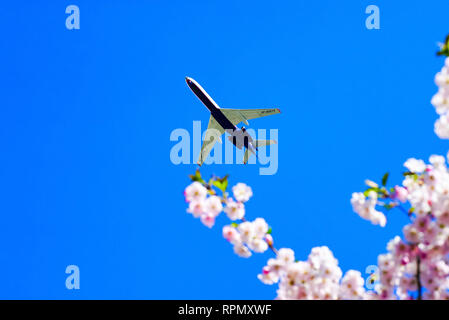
[416, 255, 422, 300]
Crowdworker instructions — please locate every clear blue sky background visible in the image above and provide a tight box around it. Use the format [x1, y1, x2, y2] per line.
[1, 1, 449, 299]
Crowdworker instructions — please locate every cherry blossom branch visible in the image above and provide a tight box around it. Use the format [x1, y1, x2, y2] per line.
[185, 170, 368, 299]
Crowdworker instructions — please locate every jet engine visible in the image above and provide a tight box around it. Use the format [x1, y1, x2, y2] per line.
[227, 127, 253, 149]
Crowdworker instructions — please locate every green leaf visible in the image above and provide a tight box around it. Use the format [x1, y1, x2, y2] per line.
[380, 187, 389, 196]
[437, 35, 449, 57]
[212, 174, 229, 192]
[403, 172, 418, 181]
[381, 172, 389, 186]
[363, 187, 380, 197]
[230, 222, 239, 228]
[267, 227, 272, 235]
[188, 169, 206, 184]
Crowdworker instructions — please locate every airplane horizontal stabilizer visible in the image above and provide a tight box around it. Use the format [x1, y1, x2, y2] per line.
[254, 139, 277, 148]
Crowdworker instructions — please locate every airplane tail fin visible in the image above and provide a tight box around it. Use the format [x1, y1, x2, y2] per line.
[243, 140, 276, 164]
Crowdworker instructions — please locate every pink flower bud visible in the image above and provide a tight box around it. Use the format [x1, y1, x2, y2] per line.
[265, 234, 273, 246]
[400, 256, 410, 265]
[222, 226, 235, 241]
[262, 266, 271, 275]
[392, 186, 408, 203]
[200, 213, 215, 228]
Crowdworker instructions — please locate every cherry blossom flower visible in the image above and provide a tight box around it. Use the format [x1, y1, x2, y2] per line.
[340, 270, 366, 300]
[234, 244, 252, 258]
[404, 158, 426, 173]
[200, 212, 216, 228]
[224, 198, 245, 220]
[435, 114, 449, 139]
[392, 186, 408, 203]
[432, 58, 449, 139]
[186, 199, 205, 218]
[184, 181, 208, 202]
[204, 195, 223, 217]
[222, 225, 241, 244]
[238, 221, 255, 243]
[350, 191, 386, 227]
[232, 183, 253, 202]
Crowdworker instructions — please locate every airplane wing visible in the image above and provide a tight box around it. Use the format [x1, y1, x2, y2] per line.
[198, 115, 225, 166]
[220, 108, 281, 126]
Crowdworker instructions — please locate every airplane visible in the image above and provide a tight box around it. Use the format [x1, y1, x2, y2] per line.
[185, 77, 281, 165]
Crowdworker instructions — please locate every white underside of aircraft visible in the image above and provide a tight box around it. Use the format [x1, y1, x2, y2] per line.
[185, 77, 280, 165]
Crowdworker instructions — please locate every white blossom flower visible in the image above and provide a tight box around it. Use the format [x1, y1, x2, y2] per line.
[429, 155, 446, 168]
[233, 244, 252, 258]
[222, 225, 241, 245]
[435, 113, 449, 139]
[184, 181, 208, 202]
[403, 224, 422, 243]
[435, 65, 449, 89]
[392, 186, 408, 203]
[249, 238, 268, 253]
[204, 195, 223, 217]
[277, 248, 295, 266]
[431, 88, 449, 115]
[350, 191, 386, 227]
[200, 212, 215, 228]
[253, 217, 269, 238]
[340, 270, 366, 300]
[266, 258, 285, 278]
[186, 199, 206, 218]
[404, 158, 426, 173]
[232, 183, 253, 202]
[258, 265, 279, 285]
[224, 198, 245, 220]
[237, 221, 255, 243]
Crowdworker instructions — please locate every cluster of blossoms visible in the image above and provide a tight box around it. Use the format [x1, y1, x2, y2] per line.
[185, 154, 449, 299]
[350, 191, 386, 227]
[184, 172, 370, 299]
[184, 181, 223, 228]
[366, 155, 449, 299]
[432, 57, 449, 139]
[185, 172, 272, 258]
[258, 247, 366, 300]
[348, 154, 449, 299]
[223, 218, 271, 258]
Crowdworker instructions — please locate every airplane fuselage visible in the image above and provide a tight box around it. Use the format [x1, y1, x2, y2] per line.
[185, 77, 236, 131]
[186, 77, 256, 153]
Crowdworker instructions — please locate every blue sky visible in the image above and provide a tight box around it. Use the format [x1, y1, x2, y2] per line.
[1, 1, 449, 299]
